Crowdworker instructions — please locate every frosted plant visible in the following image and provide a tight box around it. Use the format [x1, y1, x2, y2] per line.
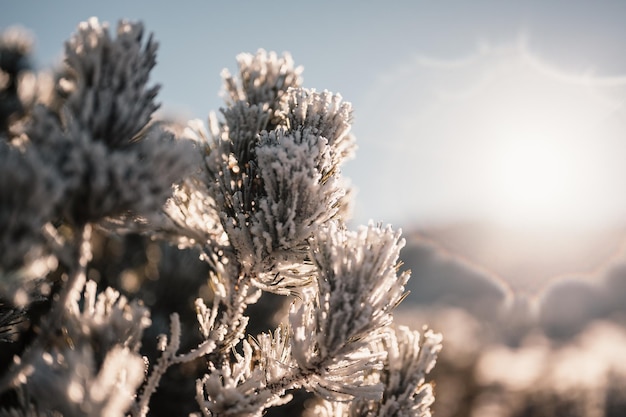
[0, 26, 34, 133]
[0, 303, 24, 343]
[221, 49, 302, 112]
[289, 224, 411, 399]
[2, 280, 148, 417]
[61, 18, 159, 148]
[0, 141, 61, 306]
[0, 18, 441, 417]
[26, 20, 196, 226]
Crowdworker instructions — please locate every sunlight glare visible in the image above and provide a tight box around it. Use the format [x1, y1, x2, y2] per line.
[357, 42, 626, 229]
[469, 52, 623, 228]
[488, 131, 581, 226]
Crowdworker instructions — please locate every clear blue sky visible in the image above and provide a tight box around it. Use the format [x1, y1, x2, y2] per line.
[4, 1, 626, 229]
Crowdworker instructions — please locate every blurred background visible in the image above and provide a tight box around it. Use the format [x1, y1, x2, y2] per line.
[4, 1, 626, 416]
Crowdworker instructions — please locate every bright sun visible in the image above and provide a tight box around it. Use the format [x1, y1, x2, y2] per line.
[465, 52, 624, 228]
[491, 136, 577, 222]
[359, 43, 626, 230]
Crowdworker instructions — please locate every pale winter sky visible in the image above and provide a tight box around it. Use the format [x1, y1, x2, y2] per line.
[4, 0, 626, 231]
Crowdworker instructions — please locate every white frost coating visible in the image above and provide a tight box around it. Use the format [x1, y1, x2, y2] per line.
[283, 88, 356, 167]
[288, 223, 412, 401]
[304, 327, 442, 417]
[196, 86, 356, 294]
[6, 280, 149, 417]
[63, 18, 159, 146]
[221, 49, 303, 109]
[195, 339, 292, 417]
[0, 19, 441, 416]
[19, 17, 198, 228]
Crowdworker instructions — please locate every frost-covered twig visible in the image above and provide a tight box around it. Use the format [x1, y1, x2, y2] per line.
[1, 279, 150, 416]
[0, 18, 441, 417]
[50, 223, 91, 325]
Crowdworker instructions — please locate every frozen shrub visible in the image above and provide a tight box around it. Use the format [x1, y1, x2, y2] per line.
[0, 18, 440, 417]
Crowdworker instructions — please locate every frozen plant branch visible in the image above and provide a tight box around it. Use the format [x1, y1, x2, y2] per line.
[0, 18, 441, 417]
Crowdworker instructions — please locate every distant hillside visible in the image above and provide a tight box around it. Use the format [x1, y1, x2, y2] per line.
[404, 221, 626, 292]
[398, 221, 626, 340]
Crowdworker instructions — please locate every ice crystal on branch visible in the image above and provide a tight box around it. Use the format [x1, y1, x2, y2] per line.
[0, 17, 440, 417]
[221, 49, 303, 112]
[376, 327, 442, 417]
[25, 345, 144, 417]
[282, 88, 356, 166]
[303, 327, 442, 417]
[195, 88, 356, 292]
[2, 281, 148, 417]
[26, 107, 196, 226]
[195, 338, 292, 417]
[62, 18, 159, 147]
[289, 223, 411, 400]
[25, 18, 197, 226]
[345, 327, 442, 417]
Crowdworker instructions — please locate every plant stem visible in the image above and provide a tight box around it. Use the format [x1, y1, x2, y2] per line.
[49, 223, 92, 327]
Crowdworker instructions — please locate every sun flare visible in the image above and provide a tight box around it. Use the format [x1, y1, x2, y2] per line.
[465, 51, 625, 228]
[490, 136, 577, 222]
[358, 42, 626, 230]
